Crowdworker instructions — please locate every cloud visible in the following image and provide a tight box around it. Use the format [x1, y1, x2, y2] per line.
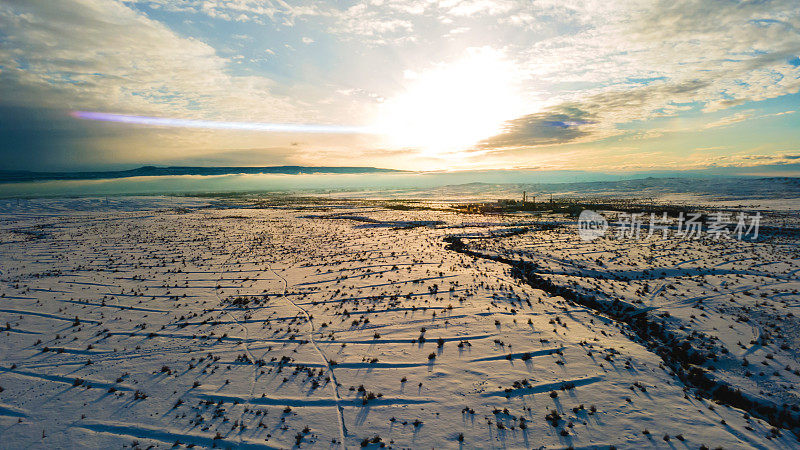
[479, 107, 595, 149]
[0, 0, 323, 169]
[481, 78, 718, 150]
[485, 0, 800, 152]
[0, 0, 298, 121]
[126, 0, 322, 25]
[478, 0, 800, 152]
[703, 111, 754, 129]
[702, 109, 797, 130]
[739, 153, 800, 162]
[766, 110, 797, 117]
[330, 5, 414, 42]
[441, 0, 515, 17]
[2, 0, 800, 171]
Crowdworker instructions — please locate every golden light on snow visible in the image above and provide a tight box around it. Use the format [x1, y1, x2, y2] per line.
[373, 47, 528, 160]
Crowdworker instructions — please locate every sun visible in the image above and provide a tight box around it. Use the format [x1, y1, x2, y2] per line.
[373, 47, 527, 161]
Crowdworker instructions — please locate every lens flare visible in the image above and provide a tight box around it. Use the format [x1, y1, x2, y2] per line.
[70, 111, 374, 134]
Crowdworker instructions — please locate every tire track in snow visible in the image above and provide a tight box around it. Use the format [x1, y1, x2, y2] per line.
[213, 251, 261, 446]
[267, 262, 348, 448]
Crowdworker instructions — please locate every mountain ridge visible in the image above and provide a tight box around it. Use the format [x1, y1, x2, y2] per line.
[0, 165, 405, 183]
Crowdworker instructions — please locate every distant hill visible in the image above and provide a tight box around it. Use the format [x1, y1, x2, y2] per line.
[0, 166, 405, 183]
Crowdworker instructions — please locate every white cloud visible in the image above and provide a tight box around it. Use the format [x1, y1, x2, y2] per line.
[478, 0, 800, 151]
[2, 0, 799, 169]
[439, 0, 515, 17]
[0, 0, 300, 122]
[703, 112, 754, 129]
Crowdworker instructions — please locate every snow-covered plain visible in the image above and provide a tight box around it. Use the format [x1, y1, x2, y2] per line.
[0, 197, 798, 449]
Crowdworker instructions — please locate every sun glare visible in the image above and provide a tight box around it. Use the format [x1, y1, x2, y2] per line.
[374, 47, 527, 160]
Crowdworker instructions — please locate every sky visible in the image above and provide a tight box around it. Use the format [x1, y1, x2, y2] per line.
[0, 0, 799, 172]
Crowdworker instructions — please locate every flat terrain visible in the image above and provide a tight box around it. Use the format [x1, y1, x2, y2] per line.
[0, 197, 798, 448]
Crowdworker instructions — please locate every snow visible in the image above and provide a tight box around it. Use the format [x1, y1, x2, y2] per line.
[0, 196, 798, 448]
